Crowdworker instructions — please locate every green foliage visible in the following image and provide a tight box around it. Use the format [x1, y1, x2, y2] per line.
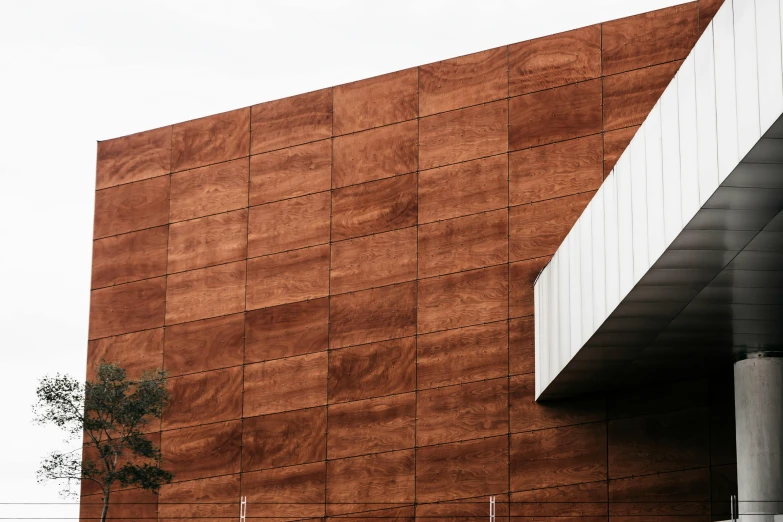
[34, 362, 173, 515]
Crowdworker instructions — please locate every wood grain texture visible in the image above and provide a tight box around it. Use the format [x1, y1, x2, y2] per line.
[510, 422, 607, 491]
[169, 157, 249, 222]
[245, 298, 328, 363]
[87, 328, 163, 381]
[333, 68, 418, 135]
[248, 191, 330, 257]
[327, 393, 415, 459]
[419, 100, 508, 170]
[242, 407, 326, 471]
[510, 373, 605, 433]
[241, 461, 326, 519]
[332, 120, 418, 188]
[415, 494, 509, 522]
[328, 337, 416, 403]
[245, 244, 329, 310]
[172, 108, 250, 172]
[161, 420, 241, 482]
[417, 379, 508, 446]
[329, 282, 417, 349]
[158, 474, 239, 519]
[419, 47, 508, 116]
[510, 482, 607, 517]
[167, 209, 247, 273]
[510, 134, 602, 205]
[608, 407, 710, 479]
[331, 227, 417, 294]
[416, 436, 508, 502]
[165, 261, 246, 324]
[91, 226, 168, 289]
[603, 125, 639, 176]
[509, 25, 601, 96]
[81, 432, 163, 495]
[418, 265, 508, 334]
[602, 2, 698, 75]
[603, 61, 682, 131]
[418, 155, 508, 223]
[699, 0, 725, 34]
[417, 321, 508, 390]
[509, 316, 535, 375]
[249, 139, 331, 205]
[327, 450, 415, 505]
[509, 257, 550, 318]
[418, 209, 508, 278]
[332, 173, 417, 241]
[93, 175, 170, 239]
[243, 352, 327, 417]
[251, 89, 332, 154]
[96, 126, 171, 189]
[608, 468, 710, 517]
[89, 277, 166, 339]
[81, 489, 158, 521]
[163, 366, 243, 430]
[509, 79, 602, 150]
[163, 313, 244, 376]
[509, 191, 593, 262]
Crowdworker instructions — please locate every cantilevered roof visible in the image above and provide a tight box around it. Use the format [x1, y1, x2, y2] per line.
[535, 0, 783, 400]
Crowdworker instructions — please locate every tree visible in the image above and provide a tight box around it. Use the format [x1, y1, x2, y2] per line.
[34, 362, 173, 522]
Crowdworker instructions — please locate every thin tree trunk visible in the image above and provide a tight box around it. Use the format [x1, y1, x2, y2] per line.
[100, 489, 110, 522]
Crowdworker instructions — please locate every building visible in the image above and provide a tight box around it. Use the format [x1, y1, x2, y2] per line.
[83, 0, 783, 519]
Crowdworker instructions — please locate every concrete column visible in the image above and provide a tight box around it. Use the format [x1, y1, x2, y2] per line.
[735, 354, 783, 522]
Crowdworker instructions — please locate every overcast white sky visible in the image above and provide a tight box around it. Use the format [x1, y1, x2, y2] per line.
[0, 0, 683, 518]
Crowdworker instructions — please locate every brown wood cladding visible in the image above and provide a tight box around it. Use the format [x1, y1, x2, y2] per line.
[163, 366, 243, 429]
[87, 328, 163, 380]
[88, 277, 166, 339]
[158, 474, 239, 519]
[242, 407, 327, 471]
[93, 175, 170, 239]
[161, 420, 241, 482]
[91, 226, 168, 289]
[241, 462, 326, 518]
[165, 261, 246, 324]
[327, 450, 415, 505]
[603, 125, 639, 176]
[510, 481, 608, 517]
[163, 313, 244, 376]
[250, 89, 332, 154]
[171, 108, 250, 172]
[700, 0, 726, 33]
[247, 191, 330, 257]
[510, 257, 551, 318]
[608, 467, 711, 516]
[243, 352, 327, 417]
[249, 139, 331, 205]
[245, 298, 328, 363]
[167, 209, 247, 273]
[96, 126, 171, 189]
[245, 244, 329, 309]
[509, 316, 535, 375]
[169, 158, 249, 222]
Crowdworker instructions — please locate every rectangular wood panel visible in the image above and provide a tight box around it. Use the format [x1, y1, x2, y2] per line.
[242, 407, 326, 471]
[163, 313, 244, 376]
[96, 126, 170, 189]
[603, 61, 682, 131]
[159, 474, 239, 519]
[161, 420, 241, 482]
[171, 108, 250, 172]
[251, 89, 332, 154]
[246, 244, 329, 310]
[249, 139, 331, 205]
[248, 191, 330, 257]
[163, 366, 243, 430]
[87, 328, 163, 380]
[243, 352, 327, 417]
[608, 468, 710, 517]
[91, 226, 168, 289]
[89, 277, 166, 339]
[510, 481, 607, 517]
[241, 462, 326, 519]
[245, 298, 328, 363]
[509, 316, 535, 375]
[93, 175, 170, 239]
[167, 209, 247, 273]
[509, 257, 550, 318]
[169, 157, 249, 222]
[165, 261, 246, 324]
[327, 450, 415, 505]
[603, 126, 639, 176]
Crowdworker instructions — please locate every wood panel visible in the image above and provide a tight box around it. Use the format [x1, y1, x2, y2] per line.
[329, 336, 416, 403]
[415, 494, 509, 522]
[509, 25, 601, 96]
[509, 316, 535, 375]
[608, 468, 710, 517]
[250, 89, 332, 154]
[509, 257, 550, 318]
[248, 191, 330, 257]
[171, 108, 250, 172]
[700, 0, 725, 34]
[165, 261, 246, 324]
[249, 139, 331, 205]
[418, 209, 508, 278]
[330, 282, 417, 348]
[417, 379, 508, 446]
[87, 328, 163, 381]
[245, 244, 329, 309]
[243, 352, 327, 417]
[93, 175, 169, 239]
[81, 431, 163, 496]
[331, 227, 417, 294]
[602, 2, 698, 75]
[419, 100, 508, 170]
[419, 47, 508, 116]
[333, 120, 418, 188]
[416, 436, 508, 502]
[327, 393, 415, 459]
[81, 488, 158, 521]
[417, 321, 508, 390]
[331, 173, 417, 241]
[163, 366, 243, 429]
[169, 157, 249, 222]
[89, 277, 166, 339]
[509, 79, 602, 150]
[245, 298, 328, 363]
[334, 68, 418, 135]
[327, 450, 415, 506]
[167, 209, 247, 273]
[161, 420, 241, 482]
[608, 407, 710, 478]
[96, 126, 171, 189]
[418, 265, 508, 334]
[510, 422, 607, 491]
[607, 378, 709, 420]
[603, 126, 639, 176]
[511, 482, 607, 517]
[158, 474, 239, 519]
[509, 134, 602, 205]
[603, 61, 682, 131]
[241, 461, 326, 519]
[242, 407, 326, 471]
[163, 313, 244, 376]
[91, 226, 168, 288]
[418, 155, 508, 223]
[509, 191, 593, 262]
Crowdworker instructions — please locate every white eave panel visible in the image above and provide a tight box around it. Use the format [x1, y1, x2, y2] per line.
[695, 23, 719, 206]
[661, 78, 683, 246]
[568, 228, 581, 357]
[645, 101, 666, 265]
[579, 206, 594, 346]
[630, 124, 650, 284]
[713, 1, 740, 183]
[616, 152, 635, 298]
[591, 187, 606, 331]
[735, 0, 762, 157]
[603, 173, 620, 314]
[678, 53, 701, 225]
[755, 0, 783, 133]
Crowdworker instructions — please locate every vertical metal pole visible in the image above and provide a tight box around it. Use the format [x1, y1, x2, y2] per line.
[489, 496, 495, 522]
[240, 495, 247, 522]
